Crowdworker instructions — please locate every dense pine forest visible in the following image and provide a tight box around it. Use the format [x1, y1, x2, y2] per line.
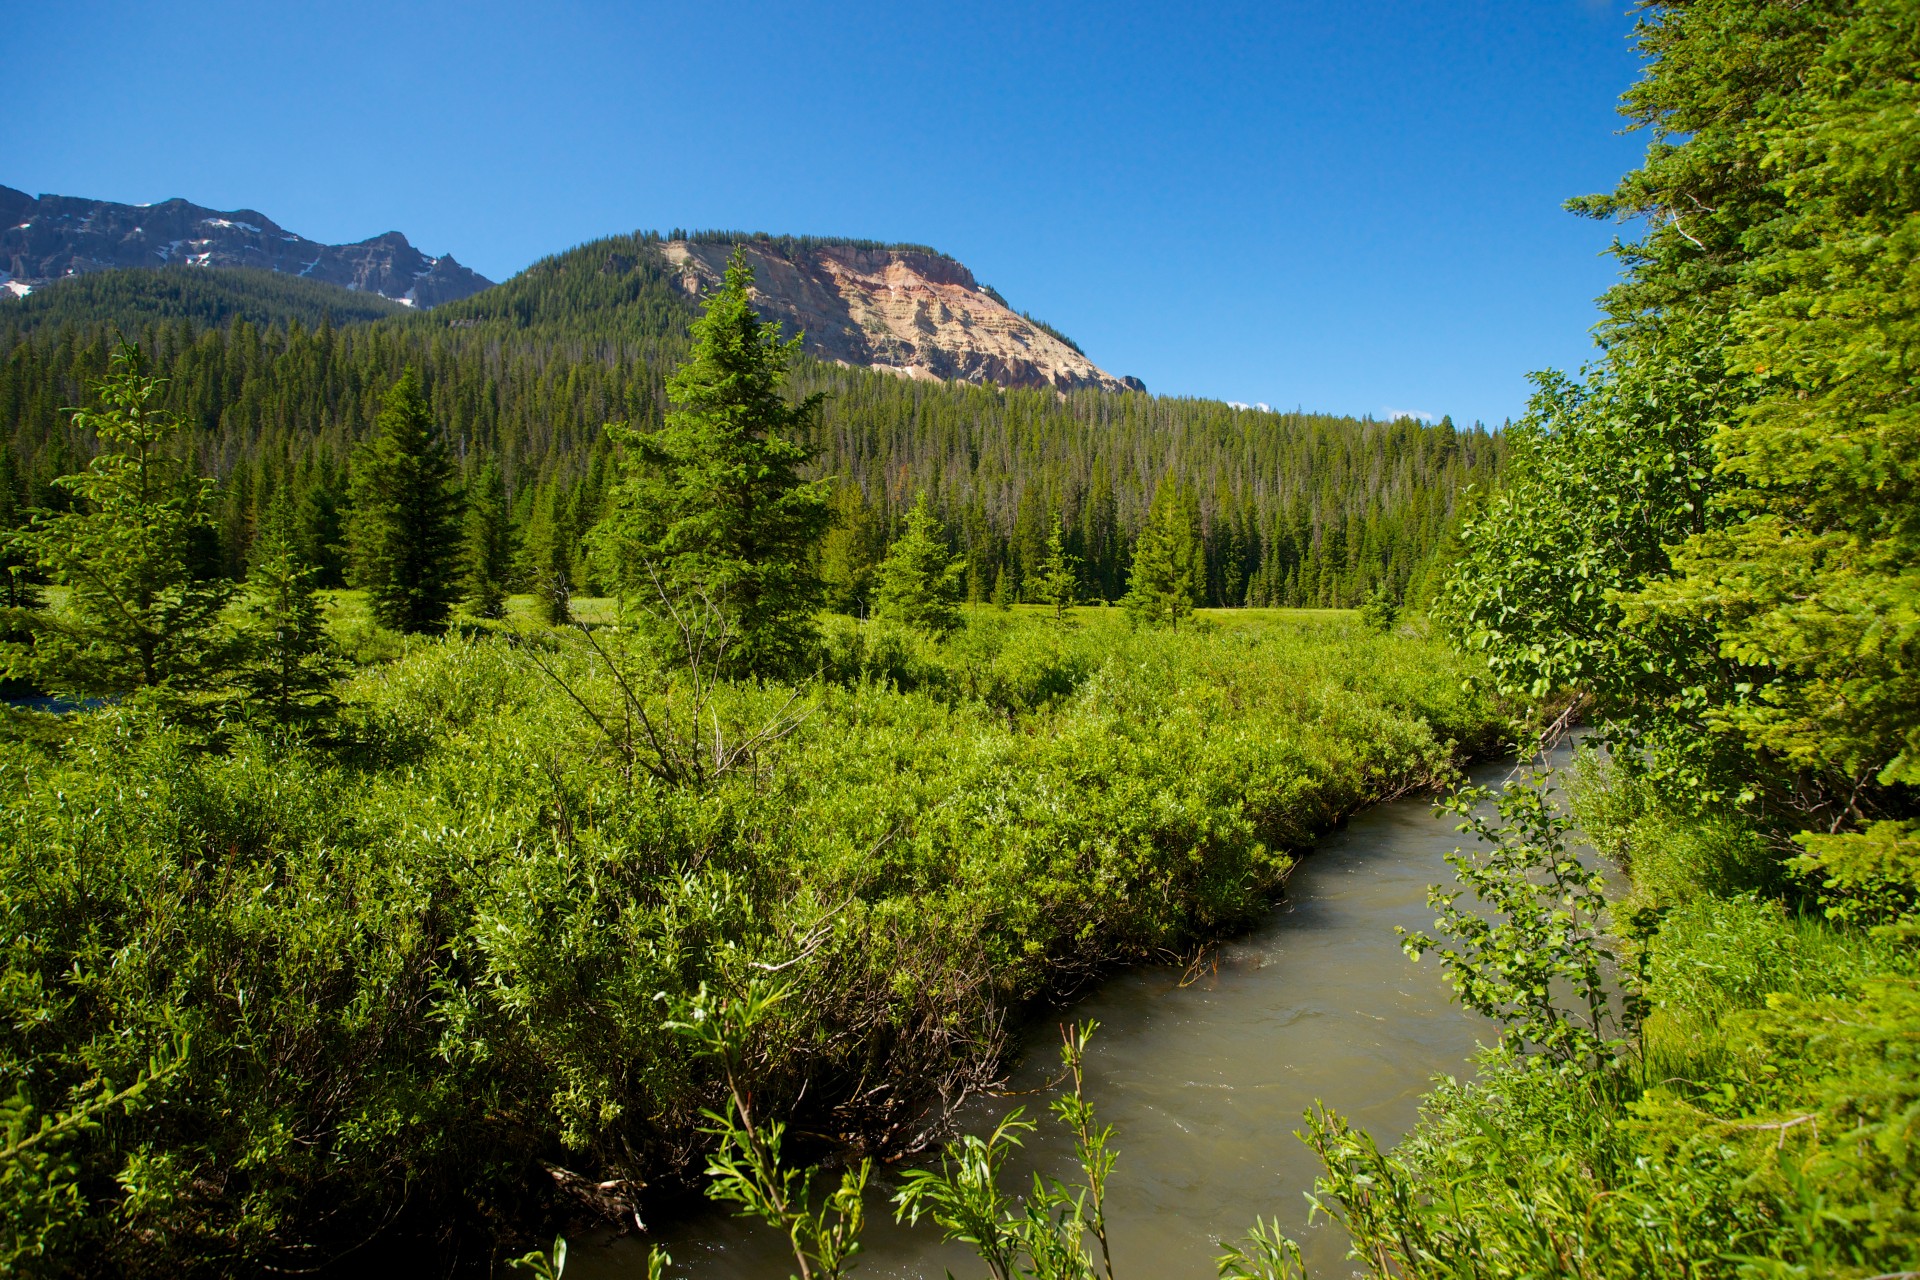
[0, 238, 1498, 614]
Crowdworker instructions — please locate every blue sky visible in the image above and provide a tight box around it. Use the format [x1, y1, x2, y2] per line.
[11, 1, 1646, 426]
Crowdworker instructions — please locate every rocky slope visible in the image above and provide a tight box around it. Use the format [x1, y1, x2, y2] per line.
[0, 185, 492, 307]
[662, 238, 1142, 393]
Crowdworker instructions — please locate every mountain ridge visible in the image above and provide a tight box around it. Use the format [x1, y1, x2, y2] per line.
[2, 187, 1140, 393]
[0, 185, 493, 307]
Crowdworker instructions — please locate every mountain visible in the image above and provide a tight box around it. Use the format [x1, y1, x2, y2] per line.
[0, 186, 492, 307]
[663, 235, 1144, 393]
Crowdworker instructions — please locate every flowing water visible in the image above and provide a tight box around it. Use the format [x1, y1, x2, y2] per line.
[573, 756, 1519, 1280]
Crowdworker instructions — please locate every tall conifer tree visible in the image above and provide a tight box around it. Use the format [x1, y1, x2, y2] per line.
[462, 459, 513, 621]
[7, 342, 232, 696]
[236, 491, 342, 725]
[873, 495, 965, 636]
[1036, 516, 1082, 625]
[596, 249, 831, 676]
[1124, 483, 1201, 629]
[349, 368, 462, 634]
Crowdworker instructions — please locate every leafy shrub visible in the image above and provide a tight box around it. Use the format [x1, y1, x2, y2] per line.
[0, 611, 1502, 1274]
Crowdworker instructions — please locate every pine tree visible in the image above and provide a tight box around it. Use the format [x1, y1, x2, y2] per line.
[236, 492, 343, 725]
[596, 249, 831, 677]
[873, 495, 965, 637]
[296, 455, 350, 588]
[820, 483, 888, 615]
[461, 459, 513, 621]
[348, 368, 463, 634]
[533, 483, 575, 626]
[1035, 516, 1082, 625]
[1359, 581, 1399, 634]
[7, 342, 233, 696]
[1123, 482, 1201, 629]
[991, 566, 1015, 611]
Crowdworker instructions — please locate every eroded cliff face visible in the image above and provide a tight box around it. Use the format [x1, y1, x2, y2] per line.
[661, 239, 1138, 393]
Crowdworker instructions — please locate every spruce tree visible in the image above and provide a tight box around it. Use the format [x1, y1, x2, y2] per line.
[1035, 516, 1082, 625]
[296, 455, 350, 588]
[820, 483, 888, 615]
[236, 491, 343, 725]
[348, 368, 462, 634]
[596, 248, 831, 676]
[873, 495, 965, 637]
[7, 342, 233, 696]
[532, 483, 575, 626]
[1123, 483, 1201, 629]
[462, 459, 513, 621]
[991, 566, 1014, 610]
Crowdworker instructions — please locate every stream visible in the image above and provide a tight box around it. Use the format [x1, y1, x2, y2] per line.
[572, 754, 1521, 1280]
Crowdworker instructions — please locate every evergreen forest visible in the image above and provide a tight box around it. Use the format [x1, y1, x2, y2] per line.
[1, 239, 1497, 615]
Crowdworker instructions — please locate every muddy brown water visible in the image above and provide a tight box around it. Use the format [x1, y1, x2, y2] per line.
[571, 758, 1519, 1280]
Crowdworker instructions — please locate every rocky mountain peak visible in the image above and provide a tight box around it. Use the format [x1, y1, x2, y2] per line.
[660, 237, 1140, 394]
[0, 185, 493, 307]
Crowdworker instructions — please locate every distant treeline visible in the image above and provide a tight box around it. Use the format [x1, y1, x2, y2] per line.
[0, 239, 1501, 610]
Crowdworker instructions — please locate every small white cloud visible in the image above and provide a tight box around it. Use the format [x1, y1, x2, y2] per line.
[1383, 407, 1436, 422]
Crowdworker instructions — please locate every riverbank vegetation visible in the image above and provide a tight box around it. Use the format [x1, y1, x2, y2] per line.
[1304, 2, 1920, 1274]
[0, 251, 1506, 1275]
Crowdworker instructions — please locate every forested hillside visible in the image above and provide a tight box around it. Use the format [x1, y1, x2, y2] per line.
[0, 231, 1499, 609]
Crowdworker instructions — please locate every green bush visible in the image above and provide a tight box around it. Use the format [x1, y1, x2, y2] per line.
[0, 611, 1501, 1274]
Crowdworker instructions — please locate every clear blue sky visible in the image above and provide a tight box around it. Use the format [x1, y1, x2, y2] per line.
[11, 1, 1647, 427]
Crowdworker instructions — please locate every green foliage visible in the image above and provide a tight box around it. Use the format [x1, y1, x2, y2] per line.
[894, 1022, 1121, 1280]
[1408, 760, 1626, 1073]
[668, 981, 870, 1280]
[1357, 581, 1397, 635]
[0, 610, 1498, 1273]
[233, 493, 344, 725]
[0, 253, 1496, 619]
[349, 367, 462, 633]
[1337, 8, 1920, 1270]
[462, 459, 514, 620]
[0, 266, 402, 333]
[597, 249, 831, 677]
[872, 495, 964, 637]
[5, 342, 232, 697]
[2, 1048, 183, 1275]
[818, 484, 887, 616]
[1034, 518, 1082, 626]
[1123, 482, 1200, 629]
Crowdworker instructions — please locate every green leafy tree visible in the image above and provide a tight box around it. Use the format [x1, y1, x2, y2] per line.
[6, 342, 232, 696]
[235, 492, 343, 725]
[1034, 517, 1081, 625]
[349, 367, 463, 634]
[461, 459, 514, 621]
[597, 248, 831, 677]
[1123, 483, 1200, 630]
[873, 495, 965, 637]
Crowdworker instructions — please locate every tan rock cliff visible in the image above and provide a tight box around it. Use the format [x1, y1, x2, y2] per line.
[660, 239, 1138, 393]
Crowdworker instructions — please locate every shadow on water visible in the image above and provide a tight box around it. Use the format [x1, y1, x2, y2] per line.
[573, 753, 1550, 1279]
